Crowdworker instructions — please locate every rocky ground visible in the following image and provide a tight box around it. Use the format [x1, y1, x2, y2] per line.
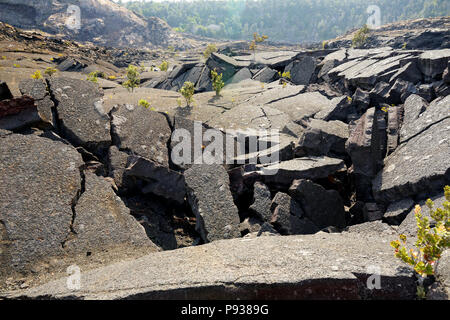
[0, 15, 449, 300]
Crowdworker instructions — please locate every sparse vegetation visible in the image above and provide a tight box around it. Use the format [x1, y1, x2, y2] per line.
[322, 41, 328, 49]
[159, 60, 169, 72]
[180, 81, 195, 107]
[13, 64, 20, 68]
[31, 70, 42, 80]
[249, 32, 268, 60]
[278, 71, 291, 80]
[391, 186, 449, 298]
[86, 71, 99, 83]
[352, 24, 370, 48]
[108, 75, 117, 80]
[211, 69, 225, 96]
[203, 44, 218, 60]
[44, 67, 57, 77]
[123, 64, 140, 92]
[138, 99, 151, 109]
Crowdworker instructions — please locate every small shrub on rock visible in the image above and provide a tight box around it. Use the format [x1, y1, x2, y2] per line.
[44, 67, 57, 77]
[211, 69, 224, 96]
[138, 99, 150, 109]
[86, 71, 99, 83]
[203, 44, 218, 59]
[180, 81, 195, 107]
[159, 61, 169, 72]
[391, 186, 449, 298]
[123, 64, 140, 92]
[352, 25, 370, 48]
[31, 70, 42, 80]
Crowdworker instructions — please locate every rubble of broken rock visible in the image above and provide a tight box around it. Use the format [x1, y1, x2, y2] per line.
[0, 35, 449, 299]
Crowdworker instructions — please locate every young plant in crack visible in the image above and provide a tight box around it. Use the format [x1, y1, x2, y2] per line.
[391, 186, 449, 299]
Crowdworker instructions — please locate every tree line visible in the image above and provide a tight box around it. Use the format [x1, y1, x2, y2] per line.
[116, 0, 449, 43]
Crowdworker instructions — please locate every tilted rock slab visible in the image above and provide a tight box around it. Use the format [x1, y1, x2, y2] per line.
[110, 104, 172, 167]
[400, 94, 450, 144]
[65, 172, 155, 254]
[373, 118, 450, 204]
[258, 156, 346, 188]
[184, 164, 240, 243]
[19, 79, 56, 128]
[48, 77, 111, 157]
[0, 133, 84, 279]
[289, 179, 346, 230]
[2, 233, 416, 300]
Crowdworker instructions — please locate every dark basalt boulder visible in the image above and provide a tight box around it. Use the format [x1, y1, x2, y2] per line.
[184, 164, 241, 243]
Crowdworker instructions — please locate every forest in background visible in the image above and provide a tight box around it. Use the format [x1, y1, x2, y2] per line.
[118, 0, 449, 43]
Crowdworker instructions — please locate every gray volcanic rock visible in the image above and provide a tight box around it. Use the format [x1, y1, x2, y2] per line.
[284, 56, 316, 85]
[388, 79, 417, 104]
[107, 145, 129, 190]
[345, 221, 397, 237]
[314, 96, 351, 122]
[259, 157, 346, 188]
[0, 0, 193, 49]
[184, 164, 240, 243]
[386, 105, 403, 156]
[252, 67, 277, 83]
[47, 77, 111, 156]
[125, 156, 186, 205]
[398, 193, 446, 237]
[289, 179, 346, 229]
[369, 82, 391, 105]
[443, 62, 450, 83]
[206, 52, 248, 83]
[383, 198, 414, 225]
[19, 79, 56, 128]
[57, 57, 86, 72]
[249, 182, 272, 222]
[418, 49, 450, 79]
[295, 118, 349, 157]
[228, 68, 252, 84]
[0, 96, 42, 131]
[0, 133, 83, 279]
[111, 104, 172, 167]
[195, 65, 213, 92]
[269, 92, 336, 122]
[270, 192, 318, 235]
[352, 88, 370, 112]
[389, 61, 422, 84]
[427, 250, 450, 300]
[65, 173, 155, 254]
[346, 108, 384, 177]
[373, 118, 450, 204]
[400, 95, 450, 144]
[0, 81, 13, 101]
[2, 233, 416, 300]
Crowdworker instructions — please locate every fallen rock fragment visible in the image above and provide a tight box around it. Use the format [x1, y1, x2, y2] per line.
[184, 164, 240, 242]
[289, 179, 346, 229]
